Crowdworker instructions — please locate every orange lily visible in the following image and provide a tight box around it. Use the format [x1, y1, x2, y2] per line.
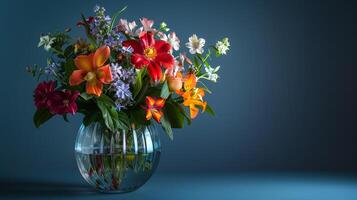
[69, 45, 113, 96]
[144, 96, 165, 122]
[176, 73, 207, 119]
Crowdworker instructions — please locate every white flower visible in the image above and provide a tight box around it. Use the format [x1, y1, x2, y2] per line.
[117, 19, 137, 35]
[215, 37, 230, 55]
[159, 32, 180, 51]
[186, 34, 205, 54]
[38, 35, 55, 51]
[205, 65, 220, 82]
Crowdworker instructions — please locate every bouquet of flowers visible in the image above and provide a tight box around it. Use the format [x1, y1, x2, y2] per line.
[29, 5, 230, 139]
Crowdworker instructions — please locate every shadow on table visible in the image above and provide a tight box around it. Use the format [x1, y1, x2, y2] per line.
[0, 179, 98, 197]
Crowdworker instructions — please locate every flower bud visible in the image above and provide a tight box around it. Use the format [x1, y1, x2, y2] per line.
[167, 75, 183, 91]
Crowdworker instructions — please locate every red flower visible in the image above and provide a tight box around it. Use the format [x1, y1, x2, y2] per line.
[33, 81, 56, 109]
[143, 96, 165, 122]
[123, 31, 174, 82]
[48, 90, 80, 115]
[77, 16, 94, 27]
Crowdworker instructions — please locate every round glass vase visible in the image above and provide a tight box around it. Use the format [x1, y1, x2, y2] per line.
[74, 122, 161, 193]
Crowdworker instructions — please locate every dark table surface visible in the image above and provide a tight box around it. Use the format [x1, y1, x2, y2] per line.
[1, 172, 357, 200]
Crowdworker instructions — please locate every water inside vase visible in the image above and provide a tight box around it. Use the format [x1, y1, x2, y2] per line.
[75, 148, 161, 193]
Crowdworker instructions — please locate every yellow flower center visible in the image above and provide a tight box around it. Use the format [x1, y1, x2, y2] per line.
[84, 72, 96, 81]
[144, 47, 157, 60]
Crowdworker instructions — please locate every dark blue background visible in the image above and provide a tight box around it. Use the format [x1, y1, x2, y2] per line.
[0, 0, 357, 199]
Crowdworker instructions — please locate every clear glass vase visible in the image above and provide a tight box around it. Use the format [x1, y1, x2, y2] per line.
[74, 122, 161, 193]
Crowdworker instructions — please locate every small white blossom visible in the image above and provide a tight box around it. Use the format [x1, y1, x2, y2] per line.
[159, 32, 180, 51]
[205, 65, 220, 82]
[38, 35, 55, 51]
[117, 19, 137, 35]
[215, 37, 230, 55]
[186, 34, 205, 54]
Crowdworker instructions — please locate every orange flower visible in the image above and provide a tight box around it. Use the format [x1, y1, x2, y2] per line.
[176, 73, 207, 119]
[143, 96, 165, 122]
[69, 45, 113, 96]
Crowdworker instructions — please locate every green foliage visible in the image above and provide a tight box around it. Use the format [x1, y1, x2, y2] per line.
[83, 111, 99, 126]
[133, 68, 147, 98]
[97, 95, 130, 132]
[160, 81, 170, 99]
[160, 115, 173, 140]
[110, 6, 128, 32]
[33, 109, 54, 128]
[163, 101, 185, 128]
[129, 108, 151, 128]
[205, 104, 216, 116]
[80, 14, 97, 45]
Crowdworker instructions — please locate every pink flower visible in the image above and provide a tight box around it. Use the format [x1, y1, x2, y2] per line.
[33, 81, 56, 109]
[135, 18, 155, 35]
[48, 90, 80, 115]
[117, 19, 137, 35]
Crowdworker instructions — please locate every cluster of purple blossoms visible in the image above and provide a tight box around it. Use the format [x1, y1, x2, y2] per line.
[44, 61, 60, 75]
[110, 63, 136, 110]
[90, 6, 125, 49]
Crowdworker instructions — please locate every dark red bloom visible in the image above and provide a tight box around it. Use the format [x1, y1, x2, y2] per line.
[77, 16, 94, 27]
[48, 90, 80, 115]
[122, 31, 174, 82]
[33, 81, 56, 109]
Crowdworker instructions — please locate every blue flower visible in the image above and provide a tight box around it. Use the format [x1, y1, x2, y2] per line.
[45, 62, 59, 75]
[113, 80, 132, 100]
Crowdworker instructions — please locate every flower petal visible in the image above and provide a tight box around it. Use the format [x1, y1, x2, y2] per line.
[122, 40, 143, 54]
[155, 98, 165, 109]
[97, 64, 113, 84]
[140, 31, 155, 48]
[146, 96, 155, 107]
[131, 54, 150, 69]
[152, 110, 163, 122]
[155, 53, 174, 69]
[183, 73, 197, 91]
[74, 54, 94, 71]
[69, 70, 87, 86]
[146, 110, 152, 120]
[147, 62, 162, 82]
[189, 105, 199, 119]
[86, 79, 103, 96]
[154, 40, 172, 54]
[93, 45, 110, 68]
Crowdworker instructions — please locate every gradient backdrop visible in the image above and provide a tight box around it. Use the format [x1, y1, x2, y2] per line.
[0, 0, 356, 190]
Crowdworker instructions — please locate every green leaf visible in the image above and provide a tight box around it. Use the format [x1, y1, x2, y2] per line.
[110, 6, 128, 31]
[80, 92, 94, 101]
[117, 111, 130, 130]
[83, 112, 99, 126]
[205, 104, 216, 116]
[81, 14, 97, 45]
[129, 108, 151, 128]
[160, 81, 170, 99]
[97, 94, 116, 106]
[97, 100, 117, 132]
[133, 68, 146, 98]
[164, 102, 184, 128]
[64, 59, 76, 78]
[33, 109, 54, 128]
[161, 116, 173, 140]
[97, 97, 130, 131]
[64, 45, 74, 58]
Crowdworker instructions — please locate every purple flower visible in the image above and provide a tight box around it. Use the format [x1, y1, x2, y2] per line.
[110, 63, 136, 83]
[45, 62, 59, 75]
[113, 80, 132, 100]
